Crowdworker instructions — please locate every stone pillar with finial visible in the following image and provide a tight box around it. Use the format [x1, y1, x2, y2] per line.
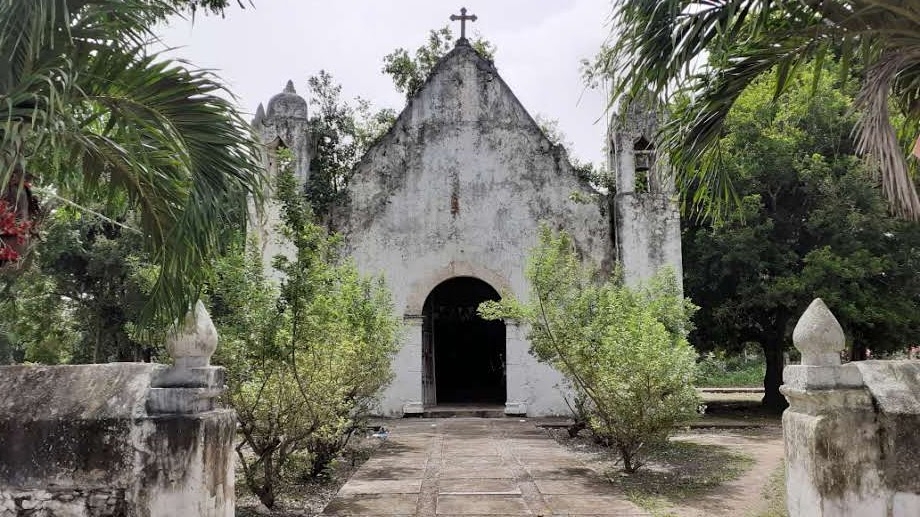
[0, 301, 237, 516]
[143, 300, 237, 516]
[148, 300, 226, 413]
[781, 298, 897, 516]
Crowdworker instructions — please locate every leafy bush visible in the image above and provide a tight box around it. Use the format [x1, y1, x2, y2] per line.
[207, 168, 400, 509]
[479, 226, 699, 472]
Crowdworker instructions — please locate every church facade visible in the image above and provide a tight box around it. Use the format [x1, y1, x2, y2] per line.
[252, 40, 681, 417]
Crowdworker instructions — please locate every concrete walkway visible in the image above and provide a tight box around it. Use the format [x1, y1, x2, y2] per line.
[322, 418, 649, 516]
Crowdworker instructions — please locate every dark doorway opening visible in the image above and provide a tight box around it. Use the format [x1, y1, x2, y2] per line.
[422, 277, 506, 405]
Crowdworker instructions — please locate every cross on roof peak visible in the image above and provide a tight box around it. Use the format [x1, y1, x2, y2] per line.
[450, 7, 477, 45]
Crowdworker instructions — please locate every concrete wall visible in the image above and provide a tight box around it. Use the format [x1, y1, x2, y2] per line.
[608, 95, 683, 289]
[338, 44, 613, 417]
[614, 193, 683, 286]
[781, 299, 920, 516]
[0, 363, 235, 517]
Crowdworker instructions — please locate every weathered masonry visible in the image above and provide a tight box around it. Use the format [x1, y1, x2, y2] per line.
[252, 30, 683, 417]
[0, 302, 235, 517]
[782, 298, 920, 516]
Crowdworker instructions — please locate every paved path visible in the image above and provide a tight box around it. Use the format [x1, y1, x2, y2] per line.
[322, 418, 649, 516]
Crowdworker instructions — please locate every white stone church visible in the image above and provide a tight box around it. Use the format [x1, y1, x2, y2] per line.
[250, 33, 682, 417]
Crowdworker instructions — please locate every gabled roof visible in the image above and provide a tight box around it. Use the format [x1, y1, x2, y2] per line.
[353, 41, 564, 172]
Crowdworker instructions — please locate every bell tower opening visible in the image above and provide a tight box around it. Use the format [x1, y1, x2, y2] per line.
[421, 277, 506, 405]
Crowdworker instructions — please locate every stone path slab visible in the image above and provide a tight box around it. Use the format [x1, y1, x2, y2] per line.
[322, 418, 649, 516]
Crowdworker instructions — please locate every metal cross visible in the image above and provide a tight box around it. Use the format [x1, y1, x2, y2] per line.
[450, 7, 477, 41]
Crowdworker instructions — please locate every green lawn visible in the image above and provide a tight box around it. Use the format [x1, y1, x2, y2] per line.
[695, 352, 765, 388]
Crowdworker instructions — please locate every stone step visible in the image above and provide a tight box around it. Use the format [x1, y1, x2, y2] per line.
[698, 387, 765, 393]
[416, 405, 507, 418]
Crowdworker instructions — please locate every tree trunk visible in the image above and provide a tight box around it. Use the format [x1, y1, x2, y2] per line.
[255, 453, 276, 509]
[850, 342, 868, 361]
[761, 338, 788, 412]
[619, 444, 637, 473]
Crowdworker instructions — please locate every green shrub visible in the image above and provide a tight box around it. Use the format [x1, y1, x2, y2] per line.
[479, 226, 699, 472]
[207, 167, 400, 509]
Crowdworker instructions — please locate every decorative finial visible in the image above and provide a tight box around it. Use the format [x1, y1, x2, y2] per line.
[450, 7, 477, 45]
[165, 300, 218, 369]
[253, 103, 265, 125]
[793, 298, 845, 366]
[284, 80, 296, 94]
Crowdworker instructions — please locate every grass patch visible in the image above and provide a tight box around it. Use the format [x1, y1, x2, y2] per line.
[753, 461, 787, 517]
[624, 491, 676, 517]
[696, 352, 765, 388]
[605, 440, 755, 514]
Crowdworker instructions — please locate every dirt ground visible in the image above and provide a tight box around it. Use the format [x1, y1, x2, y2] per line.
[670, 427, 785, 516]
[549, 418, 786, 517]
[235, 432, 386, 516]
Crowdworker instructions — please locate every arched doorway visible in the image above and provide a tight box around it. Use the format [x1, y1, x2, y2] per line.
[422, 277, 506, 405]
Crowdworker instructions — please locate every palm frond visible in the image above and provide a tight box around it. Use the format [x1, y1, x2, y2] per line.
[855, 52, 920, 220]
[1, 0, 264, 324]
[605, 0, 920, 220]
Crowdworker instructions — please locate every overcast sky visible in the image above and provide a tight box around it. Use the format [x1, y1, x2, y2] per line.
[155, 0, 615, 166]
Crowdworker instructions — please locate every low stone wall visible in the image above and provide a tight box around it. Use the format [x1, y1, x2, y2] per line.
[0, 488, 125, 516]
[0, 303, 235, 517]
[781, 299, 920, 517]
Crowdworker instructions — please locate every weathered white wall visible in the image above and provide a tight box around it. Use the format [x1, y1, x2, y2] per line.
[615, 193, 683, 286]
[338, 44, 613, 417]
[609, 97, 684, 289]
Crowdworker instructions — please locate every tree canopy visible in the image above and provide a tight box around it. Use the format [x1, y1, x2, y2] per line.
[598, 0, 920, 220]
[303, 71, 396, 220]
[383, 25, 496, 99]
[209, 162, 400, 509]
[172, 0, 247, 14]
[480, 227, 698, 472]
[683, 64, 920, 408]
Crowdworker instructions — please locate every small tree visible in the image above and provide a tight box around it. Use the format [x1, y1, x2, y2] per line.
[304, 71, 396, 220]
[479, 227, 699, 472]
[208, 168, 400, 509]
[383, 26, 496, 98]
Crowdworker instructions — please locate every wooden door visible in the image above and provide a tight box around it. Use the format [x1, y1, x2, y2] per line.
[422, 313, 436, 406]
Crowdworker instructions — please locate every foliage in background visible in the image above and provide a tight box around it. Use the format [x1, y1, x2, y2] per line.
[208, 166, 400, 510]
[683, 64, 920, 408]
[695, 348, 765, 388]
[0, 204, 161, 364]
[40, 208, 159, 362]
[479, 226, 699, 472]
[0, 265, 78, 364]
[172, 0, 248, 14]
[304, 71, 396, 220]
[383, 26, 496, 99]
[596, 0, 920, 220]
[0, 0, 262, 325]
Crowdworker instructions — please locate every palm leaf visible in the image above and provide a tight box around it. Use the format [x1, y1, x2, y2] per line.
[1, 0, 264, 325]
[605, 0, 920, 220]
